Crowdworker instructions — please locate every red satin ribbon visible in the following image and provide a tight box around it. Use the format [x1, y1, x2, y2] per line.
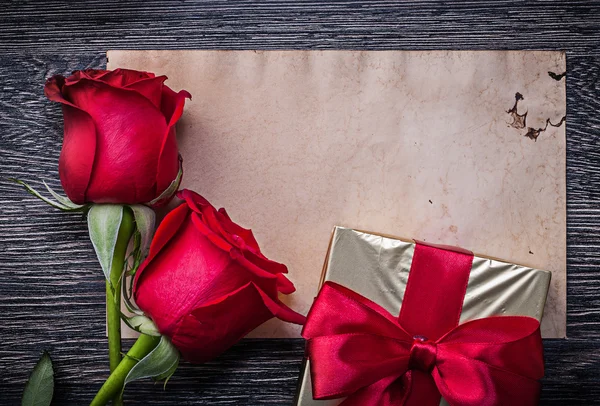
[302, 243, 545, 406]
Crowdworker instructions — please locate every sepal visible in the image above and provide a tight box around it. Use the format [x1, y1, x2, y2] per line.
[121, 206, 155, 317]
[122, 274, 144, 316]
[87, 204, 125, 282]
[121, 313, 161, 337]
[148, 156, 183, 206]
[124, 336, 180, 389]
[129, 204, 155, 260]
[154, 355, 179, 389]
[11, 179, 87, 212]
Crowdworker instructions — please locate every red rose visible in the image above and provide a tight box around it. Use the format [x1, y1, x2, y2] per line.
[44, 68, 191, 204]
[133, 189, 306, 362]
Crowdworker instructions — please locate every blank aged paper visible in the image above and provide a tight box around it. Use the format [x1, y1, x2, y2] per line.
[108, 50, 566, 338]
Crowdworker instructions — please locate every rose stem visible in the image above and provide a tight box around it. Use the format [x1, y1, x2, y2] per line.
[90, 334, 160, 406]
[106, 206, 134, 406]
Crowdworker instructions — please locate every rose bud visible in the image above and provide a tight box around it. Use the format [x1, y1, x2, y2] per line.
[44, 68, 191, 205]
[133, 189, 306, 362]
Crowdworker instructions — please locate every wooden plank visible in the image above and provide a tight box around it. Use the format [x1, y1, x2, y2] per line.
[0, 2, 598, 56]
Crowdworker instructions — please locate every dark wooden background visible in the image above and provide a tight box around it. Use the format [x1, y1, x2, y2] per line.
[1, 1, 599, 404]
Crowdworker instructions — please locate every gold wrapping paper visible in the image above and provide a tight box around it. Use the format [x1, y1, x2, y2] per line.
[295, 226, 551, 406]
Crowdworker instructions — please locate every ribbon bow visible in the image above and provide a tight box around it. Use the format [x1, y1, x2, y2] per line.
[302, 282, 544, 406]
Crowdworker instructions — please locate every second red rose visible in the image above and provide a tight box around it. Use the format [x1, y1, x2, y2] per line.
[133, 189, 306, 363]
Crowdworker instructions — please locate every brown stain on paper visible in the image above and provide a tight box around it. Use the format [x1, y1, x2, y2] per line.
[507, 92, 566, 141]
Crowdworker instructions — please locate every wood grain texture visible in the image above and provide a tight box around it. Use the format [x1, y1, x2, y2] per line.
[0, 1, 599, 404]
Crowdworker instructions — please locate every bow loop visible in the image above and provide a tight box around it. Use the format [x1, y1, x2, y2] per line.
[433, 317, 544, 406]
[303, 282, 409, 340]
[304, 282, 544, 406]
[306, 334, 412, 400]
[437, 316, 545, 380]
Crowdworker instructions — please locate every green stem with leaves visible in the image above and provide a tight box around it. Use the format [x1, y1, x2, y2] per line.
[90, 334, 160, 406]
[106, 207, 134, 406]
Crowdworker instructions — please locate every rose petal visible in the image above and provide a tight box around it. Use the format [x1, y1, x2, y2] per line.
[201, 206, 242, 246]
[170, 281, 305, 364]
[183, 192, 269, 263]
[255, 284, 306, 325]
[191, 211, 289, 284]
[184, 190, 291, 279]
[155, 126, 180, 198]
[276, 273, 296, 294]
[240, 245, 289, 275]
[99, 68, 155, 86]
[135, 217, 239, 335]
[177, 189, 211, 213]
[217, 207, 261, 253]
[44, 76, 96, 204]
[202, 208, 267, 264]
[160, 86, 192, 125]
[134, 202, 190, 291]
[64, 78, 168, 203]
[64, 69, 107, 84]
[229, 248, 284, 289]
[123, 75, 168, 110]
[190, 212, 234, 252]
[155, 88, 191, 196]
[170, 282, 274, 363]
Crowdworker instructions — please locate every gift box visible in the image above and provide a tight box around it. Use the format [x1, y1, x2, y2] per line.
[295, 226, 551, 406]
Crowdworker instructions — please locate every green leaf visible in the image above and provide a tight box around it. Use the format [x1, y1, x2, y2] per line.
[21, 351, 54, 406]
[148, 159, 183, 205]
[87, 204, 124, 281]
[121, 314, 161, 337]
[129, 204, 155, 258]
[10, 179, 86, 212]
[124, 336, 180, 388]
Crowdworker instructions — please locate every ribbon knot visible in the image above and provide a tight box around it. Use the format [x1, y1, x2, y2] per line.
[409, 337, 436, 373]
